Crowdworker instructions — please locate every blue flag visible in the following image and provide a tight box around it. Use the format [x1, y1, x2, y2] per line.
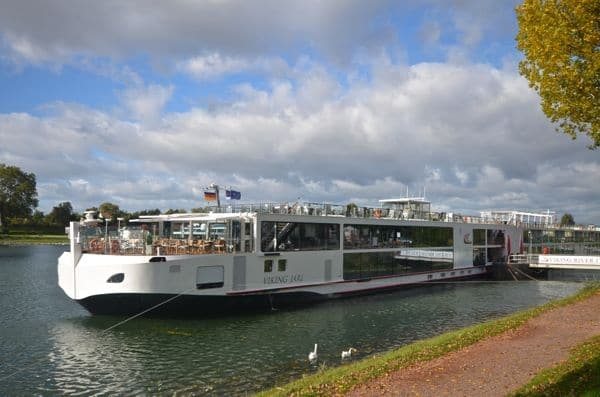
[226, 189, 241, 200]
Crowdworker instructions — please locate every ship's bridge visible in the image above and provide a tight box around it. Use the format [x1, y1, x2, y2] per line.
[379, 197, 431, 220]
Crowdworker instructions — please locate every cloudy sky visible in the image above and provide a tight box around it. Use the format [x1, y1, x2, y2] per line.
[1, 0, 598, 223]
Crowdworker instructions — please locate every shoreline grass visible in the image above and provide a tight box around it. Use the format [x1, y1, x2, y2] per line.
[0, 234, 68, 245]
[510, 334, 600, 396]
[257, 282, 600, 397]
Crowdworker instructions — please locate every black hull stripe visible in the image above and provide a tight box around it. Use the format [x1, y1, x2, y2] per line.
[78, 272, 488, 316]
[78, 292, 324, 316]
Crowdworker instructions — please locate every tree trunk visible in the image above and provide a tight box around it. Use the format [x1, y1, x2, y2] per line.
[0, 205, 7, 234]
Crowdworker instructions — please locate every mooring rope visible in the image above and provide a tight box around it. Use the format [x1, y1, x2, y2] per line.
[510, 266, 540, 281]
[506, 266, 519, 281]
[99, 287, 197, 334]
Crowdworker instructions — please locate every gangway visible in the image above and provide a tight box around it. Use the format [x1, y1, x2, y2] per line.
[508, 254, 537, 265]
[509, 254, 600, 270]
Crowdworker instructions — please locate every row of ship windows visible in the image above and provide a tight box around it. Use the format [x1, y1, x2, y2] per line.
[264, 259, 287, 272]
[343, 252, 453, 280]
[260, 221, 458, 252]
[426, 269, 473, 280]
[260, 222, 508, 253]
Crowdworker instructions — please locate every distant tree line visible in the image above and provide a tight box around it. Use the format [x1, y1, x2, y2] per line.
[560, 213, 575, 227]
[7, 199, 212, 234]
[0, 163, 213, 234]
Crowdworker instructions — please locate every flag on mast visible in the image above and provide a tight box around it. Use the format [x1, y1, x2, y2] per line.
[225, 189, 241, 200]
[204, 191, 217, 201]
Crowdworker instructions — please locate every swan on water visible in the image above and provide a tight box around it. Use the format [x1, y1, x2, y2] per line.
[308, 344, 318, 362]
[341, 347, 357, 359]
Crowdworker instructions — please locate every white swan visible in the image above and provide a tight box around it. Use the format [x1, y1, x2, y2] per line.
[308, 344, 318, 362]
[341, 347, 357, 359]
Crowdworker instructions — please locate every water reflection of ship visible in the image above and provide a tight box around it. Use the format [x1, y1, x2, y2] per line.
[48, 320, 144, 395]
[48, 319, 219, 395]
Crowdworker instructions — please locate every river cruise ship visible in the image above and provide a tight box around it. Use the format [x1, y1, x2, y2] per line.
[58, 198, 522, 315]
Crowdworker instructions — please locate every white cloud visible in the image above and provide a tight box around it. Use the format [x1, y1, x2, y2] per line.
[454, 167, 469, 185]
[0, 1, 395, 66]
[3, 33, 52, 65]
[1, 55, 599, 223]
[178, 53, 251, 80]
[119, 84, 174, 123]
[178, 53, 290, 81]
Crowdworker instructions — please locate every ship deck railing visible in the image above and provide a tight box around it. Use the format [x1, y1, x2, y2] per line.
[202, 202, 517, 225]
[80, 236, 248, 256]
[78, 224, 252, 256]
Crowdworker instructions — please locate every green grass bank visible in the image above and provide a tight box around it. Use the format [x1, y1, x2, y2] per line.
[0, 233, 68, 245]
[258, 283, 600, 397]
[511, 334, 600, 396]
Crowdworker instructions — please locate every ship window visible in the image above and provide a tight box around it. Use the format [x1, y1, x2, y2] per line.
[487, 229, 505, 245]
[260, 221, 340, 252]
[264, 259, 273, 272]
[342, 252, 453, 280]
[473, 248, 486, 266]
[278, 259, 287, 272]
[473, 229, 486, 245]
[107, 273, 124, 283]
[343, 224, 453, 250]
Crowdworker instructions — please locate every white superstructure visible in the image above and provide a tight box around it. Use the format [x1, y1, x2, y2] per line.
[58, 201, 523, 315]
[480, 209, 556, 227]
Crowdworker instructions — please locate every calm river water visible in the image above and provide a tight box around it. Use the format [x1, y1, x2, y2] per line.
[0, 245, 583, 395]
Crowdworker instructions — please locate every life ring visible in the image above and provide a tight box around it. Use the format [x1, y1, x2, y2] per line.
[374, 209, 382, 218]
[111, 240, 120, 253]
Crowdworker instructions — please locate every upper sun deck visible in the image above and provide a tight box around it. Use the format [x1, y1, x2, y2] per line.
[73, 200, 525, 257]
[83, 200, 517, 228]
[172, 200, 494, 224]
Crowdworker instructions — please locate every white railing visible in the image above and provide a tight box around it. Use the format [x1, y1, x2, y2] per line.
[204, 202, 518, 225]
[508, 254, 538, 265]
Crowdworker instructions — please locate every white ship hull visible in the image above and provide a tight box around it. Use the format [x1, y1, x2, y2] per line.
[59, 250, 491, 315]
[59, 203, 522, 316]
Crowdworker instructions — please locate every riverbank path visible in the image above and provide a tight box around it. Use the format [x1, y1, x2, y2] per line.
[348, 291, 600, 396]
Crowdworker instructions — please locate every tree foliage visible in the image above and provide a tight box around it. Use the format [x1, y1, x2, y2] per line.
[0, 163, 38, 232]
[129, 208, 161, 219]
[98, 202, 121, 222]
[165, 208, 186, 214]
[516, 0, 600, 147]
[560, 213, 575, 226]
[47, 201, 76, 226]
[346, 202, 358, 216]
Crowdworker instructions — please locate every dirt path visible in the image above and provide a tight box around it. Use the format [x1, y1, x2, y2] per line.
[348, 292, 600, 396]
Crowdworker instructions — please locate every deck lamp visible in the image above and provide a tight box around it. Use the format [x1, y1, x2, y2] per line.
[99, 214, 109, 254]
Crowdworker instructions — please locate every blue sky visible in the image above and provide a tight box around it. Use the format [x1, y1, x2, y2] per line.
[1, 0, 599, 224]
